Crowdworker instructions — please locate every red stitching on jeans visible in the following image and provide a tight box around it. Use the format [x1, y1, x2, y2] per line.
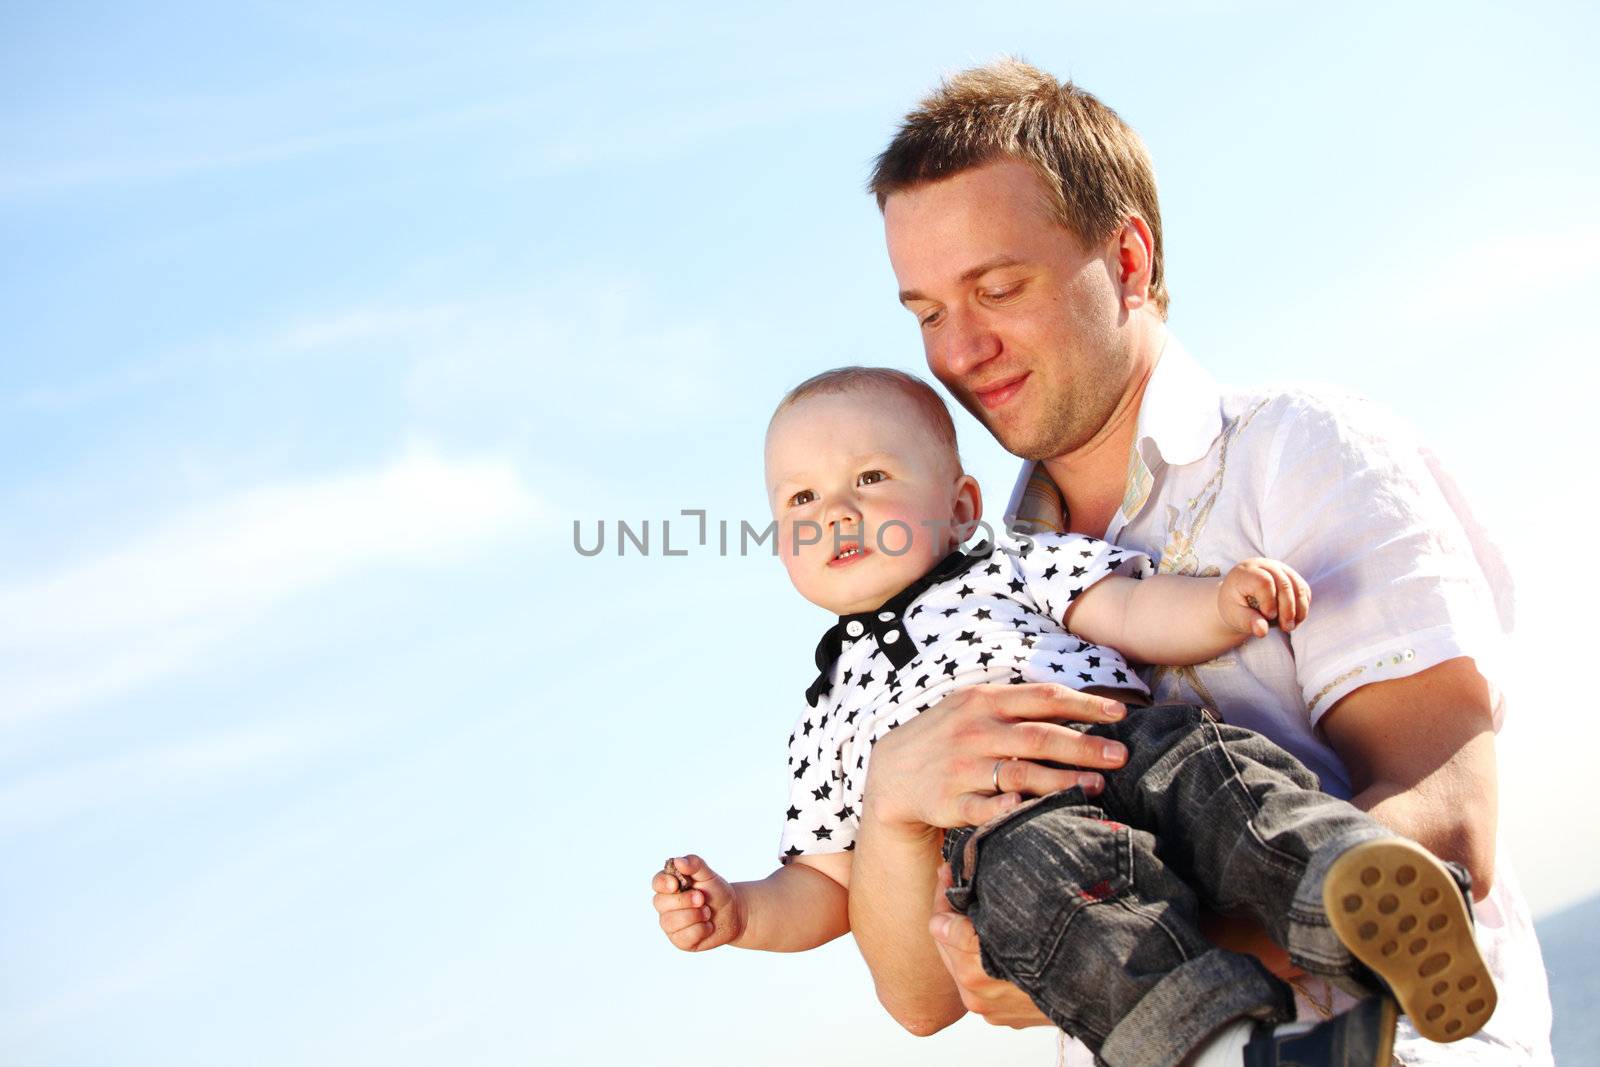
[1080, 880, 1115, 901]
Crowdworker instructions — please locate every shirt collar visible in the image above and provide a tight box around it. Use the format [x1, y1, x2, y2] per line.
[1004, 334, 1224, 533]
[804, 542, 993, 708]
[1134, 334, 1223, 468]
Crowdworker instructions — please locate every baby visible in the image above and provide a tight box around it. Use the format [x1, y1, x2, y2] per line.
[651, 368, 1494, 1066]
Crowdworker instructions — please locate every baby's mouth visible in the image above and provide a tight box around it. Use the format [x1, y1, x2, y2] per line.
[830, 543, 869, 566]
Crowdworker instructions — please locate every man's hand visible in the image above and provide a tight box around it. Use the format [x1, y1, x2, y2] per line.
[849, 683, 1126, 1034]
[862, 682, 1131, 833]
[651, 854, 744, 951]
[1219, 557, 1311, 638]
[927, 863, 1051, 1028]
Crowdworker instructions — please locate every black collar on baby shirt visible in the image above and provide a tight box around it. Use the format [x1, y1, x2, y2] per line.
[804, 541, 994, 708]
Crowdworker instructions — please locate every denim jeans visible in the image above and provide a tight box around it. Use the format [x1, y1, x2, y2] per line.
[943, 703, 1402, 1067]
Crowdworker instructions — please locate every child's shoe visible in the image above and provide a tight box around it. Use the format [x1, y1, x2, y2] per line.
[1322, 837, 1496, 1042]
[1239, 995, 1397, 1066]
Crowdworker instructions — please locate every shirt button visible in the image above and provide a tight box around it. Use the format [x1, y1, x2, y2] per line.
[883, 630, 901, 645]
[846, 620, 865, 637]
[878, 611, 896, 621]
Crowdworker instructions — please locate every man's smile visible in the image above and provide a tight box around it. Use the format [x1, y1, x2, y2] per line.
[972, 371, 1030, 411]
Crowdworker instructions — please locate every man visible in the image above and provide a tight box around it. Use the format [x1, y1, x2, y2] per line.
[847, 59, 1552, 1063]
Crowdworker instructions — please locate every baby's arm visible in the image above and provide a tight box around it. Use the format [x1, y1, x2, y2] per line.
[650, 851, 851, 953]
[1066, 557, 1310, 665]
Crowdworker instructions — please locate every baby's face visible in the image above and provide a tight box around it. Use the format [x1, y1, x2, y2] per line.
[765, 388, 972, 615]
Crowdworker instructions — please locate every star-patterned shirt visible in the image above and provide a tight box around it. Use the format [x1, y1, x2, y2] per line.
[779, 531, 1152, 862]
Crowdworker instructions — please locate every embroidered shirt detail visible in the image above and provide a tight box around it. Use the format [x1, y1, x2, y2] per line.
[1015, 464, 1068, 535]
[1306, 665, 1367, 716]
[1119, 446, 1154, 525]
[1143, 400, 1269, 710]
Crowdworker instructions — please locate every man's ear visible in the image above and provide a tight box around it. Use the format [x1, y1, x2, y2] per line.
[1114, 215, 1155, 312]
[951, 474, 983, 545]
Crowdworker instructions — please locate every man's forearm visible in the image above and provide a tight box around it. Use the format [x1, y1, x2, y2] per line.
[849, 805, 965, 1035]
[1345, 730, 1499, 899]
[1321, 659, 1500, 898]
[840, 682, 1131, 1034]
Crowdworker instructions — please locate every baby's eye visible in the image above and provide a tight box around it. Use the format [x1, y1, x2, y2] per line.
[787, 489, 816, 507]
[857, 470, 887, 487]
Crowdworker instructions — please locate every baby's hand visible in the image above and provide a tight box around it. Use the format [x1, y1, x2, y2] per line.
[651, 854, 744, 952]
[1219, 558, 1311, 638]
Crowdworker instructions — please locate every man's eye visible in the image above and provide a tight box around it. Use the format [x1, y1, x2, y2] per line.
[788, 489, 815, 507]
[857, 470, 887, 487]
[983, 282, 1023, 301]
[917, 308, 943, 328]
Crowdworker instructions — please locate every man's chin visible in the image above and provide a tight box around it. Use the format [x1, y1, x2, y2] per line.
[954, 389, 1067, 459]
[990, 425, 1063, 462]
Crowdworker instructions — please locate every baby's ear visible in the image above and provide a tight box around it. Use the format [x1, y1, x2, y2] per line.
[950, 474, 983, 543]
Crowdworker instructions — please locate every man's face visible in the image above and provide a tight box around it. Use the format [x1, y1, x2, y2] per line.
[884, 158, 1134, 462]
[764, 388, 967, 616]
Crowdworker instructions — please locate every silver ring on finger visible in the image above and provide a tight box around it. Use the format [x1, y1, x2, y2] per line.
[992, 757, 1013, 795]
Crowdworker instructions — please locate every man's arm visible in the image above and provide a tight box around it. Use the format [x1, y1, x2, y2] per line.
[1319, 656, 1498, 895]
[848, 683, 1132, 1035]
[851, 807, 964, 1035]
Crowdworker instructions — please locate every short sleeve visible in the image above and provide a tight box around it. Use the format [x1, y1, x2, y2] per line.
[1259, 394, 1509, 724]
[1008, 532, 1154, 624]
[777, 705, 855, 861]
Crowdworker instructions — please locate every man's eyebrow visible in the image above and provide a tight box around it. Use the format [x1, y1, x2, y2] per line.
[898, 256, 1025, 305]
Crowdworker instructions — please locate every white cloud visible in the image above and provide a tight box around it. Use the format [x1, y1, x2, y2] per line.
[0, 722, 334, 833]
[400, 288, 733, 439]
[0, 94, 529, 201]
[275, 304, 465, 352]
[0, 445, 537, 724]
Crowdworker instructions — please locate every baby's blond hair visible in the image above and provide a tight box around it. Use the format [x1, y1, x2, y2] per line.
[771, 367, 962, 476]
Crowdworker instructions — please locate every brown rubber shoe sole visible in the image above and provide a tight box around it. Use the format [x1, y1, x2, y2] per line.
[1323, 838, 1496, 1043]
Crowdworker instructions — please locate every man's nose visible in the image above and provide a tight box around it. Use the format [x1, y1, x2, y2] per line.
[934, 307, 1002, 378]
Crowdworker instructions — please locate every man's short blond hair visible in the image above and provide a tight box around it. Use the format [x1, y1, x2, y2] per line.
[772, 366, 962, 475]
[869, 57, 1169, 317]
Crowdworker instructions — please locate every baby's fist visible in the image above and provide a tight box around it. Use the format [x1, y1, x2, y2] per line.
[1220, 558, 1311, 637]
[650, 854, 744, 952]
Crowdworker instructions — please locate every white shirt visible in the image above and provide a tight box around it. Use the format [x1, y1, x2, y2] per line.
[1007, 337, 1552, 1064]
[779, 533, 1152, 862]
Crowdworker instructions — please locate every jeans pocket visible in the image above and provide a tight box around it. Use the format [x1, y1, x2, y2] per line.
[969, 799, 1135, 983]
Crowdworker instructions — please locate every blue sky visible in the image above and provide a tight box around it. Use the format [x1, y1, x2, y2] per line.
[3, 3, 1597, 1064]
